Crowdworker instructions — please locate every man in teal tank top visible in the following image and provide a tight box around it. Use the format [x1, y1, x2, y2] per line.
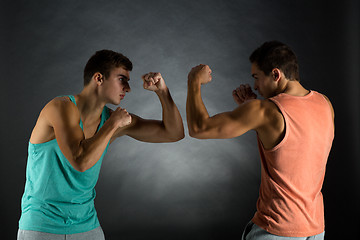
[18, 50, 185, 240]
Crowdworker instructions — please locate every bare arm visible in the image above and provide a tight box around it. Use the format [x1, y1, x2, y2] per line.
[45, 98, 131, 172]
[186, 64, 265, 139]
[111, 72, 184, 143]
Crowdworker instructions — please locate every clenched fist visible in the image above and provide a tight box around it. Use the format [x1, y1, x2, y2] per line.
[188, 64, 212, 85]
[110, 107, 132, 128]
[142, 72, 167, 92]
[232, 84, 257, 105]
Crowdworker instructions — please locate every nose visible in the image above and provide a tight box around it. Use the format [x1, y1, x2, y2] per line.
[124, 82, 131, 92]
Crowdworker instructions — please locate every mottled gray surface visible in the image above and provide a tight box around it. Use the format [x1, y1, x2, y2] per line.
[1, 0, 359, 239]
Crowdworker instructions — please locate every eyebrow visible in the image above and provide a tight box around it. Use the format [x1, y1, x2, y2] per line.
[118, 74, 130, 81]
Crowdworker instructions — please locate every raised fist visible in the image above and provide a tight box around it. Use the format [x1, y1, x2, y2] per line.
[142, 72, 166, 92]
[188, 64, 212, 85]
[232, 84, 257, 105]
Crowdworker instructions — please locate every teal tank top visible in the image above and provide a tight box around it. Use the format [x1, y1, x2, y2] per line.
[19, 95, 111, 234]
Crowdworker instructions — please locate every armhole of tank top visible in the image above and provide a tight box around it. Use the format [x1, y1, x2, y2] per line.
[264, 98, 289, 152]
[29, 96, 74, 146]
[64, 95, 84, 130]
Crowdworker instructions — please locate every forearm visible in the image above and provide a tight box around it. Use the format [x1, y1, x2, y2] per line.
[186, 79, 210, 136]
[48, 98, 130, 172]
[156, 87, 184, 140]
[74, 120, 117, 172]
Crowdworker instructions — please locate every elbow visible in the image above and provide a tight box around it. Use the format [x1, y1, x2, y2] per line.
[167, 129, 185, 142]
[177, 131, 185, 141]
[72, 156, 89, 172]
[189, 131, 202, 139]
[188, 128, 197, 138]
[72, 148, 89, 172]
[188, 126, 205, 139]
[69, 141, 97, 172]
[187, 118, 209, 139]
[162, 123, 185, 142]
[77, 160, 90, 172]
[188, 121, 219, 139]
[76, 166, 88, 173]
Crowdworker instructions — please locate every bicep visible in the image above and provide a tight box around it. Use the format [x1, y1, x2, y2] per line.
[193, 100, 265, 139]
[112, 114, 170, 143]
[45, 100, 84, 160]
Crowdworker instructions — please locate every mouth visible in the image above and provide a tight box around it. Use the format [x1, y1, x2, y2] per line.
[120, 94, 125, 100]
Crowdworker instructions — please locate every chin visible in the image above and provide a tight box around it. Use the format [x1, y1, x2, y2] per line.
[111, 99, 121, 105]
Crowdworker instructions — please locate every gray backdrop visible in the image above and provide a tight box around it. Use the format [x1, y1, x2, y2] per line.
[1, 0, 359, 239]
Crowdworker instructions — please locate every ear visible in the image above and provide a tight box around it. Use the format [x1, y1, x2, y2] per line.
[272, 68, 281, 82]
[93, 72, 104, 86]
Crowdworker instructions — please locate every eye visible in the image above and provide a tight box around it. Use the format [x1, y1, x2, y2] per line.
[120, 78, 129, 85]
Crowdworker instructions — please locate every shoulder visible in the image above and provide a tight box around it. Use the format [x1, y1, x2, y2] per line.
[234, 99, 278, 116]
[42, 96, 80, 124]
[309, 91, 334, 119]
[43, 96, 77, 115]
[229, 99, 280, 130]
[309, 91, 332, 105]
[49, 96, 75, 106]
[243, 99, 283, 128]
[319, 92, 333, 107]
[319, 92, 335, 120]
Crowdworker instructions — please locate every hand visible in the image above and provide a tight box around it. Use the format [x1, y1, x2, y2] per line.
[232, 84, 257, 105]
[110, 107, 132, 128]
[142, 72, 167, 92]
[188, 64, 212, 85]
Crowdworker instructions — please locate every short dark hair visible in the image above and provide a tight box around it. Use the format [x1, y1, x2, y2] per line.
[249, 41, 300, 81]
[83, 50, 133, 86]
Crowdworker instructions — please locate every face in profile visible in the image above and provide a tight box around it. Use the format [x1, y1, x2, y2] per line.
[101, 66, 131, 105]
[251, 63, 277, 99]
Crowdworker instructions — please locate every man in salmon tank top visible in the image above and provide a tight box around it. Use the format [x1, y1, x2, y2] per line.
[186, 41, 334, 240]
[17, 50, 185, 240]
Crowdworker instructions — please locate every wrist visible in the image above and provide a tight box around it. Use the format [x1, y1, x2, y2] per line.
[107, 116, 120, 130]
[155, 86, 169, 95]
[188, 77, 201, 90]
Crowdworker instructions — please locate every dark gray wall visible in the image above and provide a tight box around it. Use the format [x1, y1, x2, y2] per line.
[1, 0, 359, 239]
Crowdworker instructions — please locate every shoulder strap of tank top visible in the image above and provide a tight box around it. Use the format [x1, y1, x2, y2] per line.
[61, 95, 109, 132]
[61, 95, 83, 129]
[67, 95, 77, 106]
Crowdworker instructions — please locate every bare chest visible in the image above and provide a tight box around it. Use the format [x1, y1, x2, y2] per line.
[82, 120, 101, 139]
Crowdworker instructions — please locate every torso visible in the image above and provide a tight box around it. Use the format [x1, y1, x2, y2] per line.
[252, 90, 334, 236]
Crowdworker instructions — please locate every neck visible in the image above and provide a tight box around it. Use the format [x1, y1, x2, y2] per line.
[277, 79, 309, 97]
[75, 86, 105, 123]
